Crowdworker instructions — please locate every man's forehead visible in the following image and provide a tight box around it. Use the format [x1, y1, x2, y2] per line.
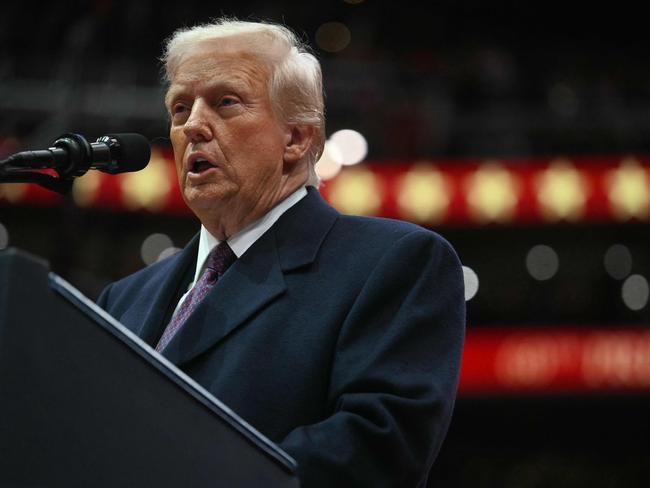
[172, 39, 268, 76]
[172, 47, 268, 84]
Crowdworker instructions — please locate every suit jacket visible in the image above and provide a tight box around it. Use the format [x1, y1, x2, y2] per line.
[97, 187, 465, 487]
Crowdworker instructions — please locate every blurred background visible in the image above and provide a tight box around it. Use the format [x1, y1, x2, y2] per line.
[1, 0, 649, 486]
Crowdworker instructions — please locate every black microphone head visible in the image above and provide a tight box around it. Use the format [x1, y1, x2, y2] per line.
[101, 133, 151, 174]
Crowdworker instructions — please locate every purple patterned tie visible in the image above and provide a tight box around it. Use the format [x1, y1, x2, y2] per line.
[155, 241, 237, 353]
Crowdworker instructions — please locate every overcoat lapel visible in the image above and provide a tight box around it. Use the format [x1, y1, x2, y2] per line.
[161, 228, 287, 365]
[161, 188, 339, 366]
[135, 235, 198, 346]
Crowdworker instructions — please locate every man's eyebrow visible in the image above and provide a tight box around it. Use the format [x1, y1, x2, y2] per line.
[165, 78, 251, 109]
[164, 85, 190, 108]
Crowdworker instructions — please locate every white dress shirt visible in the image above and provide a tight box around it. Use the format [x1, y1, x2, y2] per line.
[174, 186, 307, 312]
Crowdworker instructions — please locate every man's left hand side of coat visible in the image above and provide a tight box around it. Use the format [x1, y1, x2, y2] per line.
[279, 226, 465, 488]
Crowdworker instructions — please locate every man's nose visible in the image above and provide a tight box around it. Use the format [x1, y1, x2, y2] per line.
[183, 100, 212, 142]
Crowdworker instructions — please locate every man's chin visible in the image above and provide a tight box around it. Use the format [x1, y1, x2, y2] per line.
[182, 187, 231, 213]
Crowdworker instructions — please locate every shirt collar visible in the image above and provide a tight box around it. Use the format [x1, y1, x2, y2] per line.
[193, 186, 307, 283]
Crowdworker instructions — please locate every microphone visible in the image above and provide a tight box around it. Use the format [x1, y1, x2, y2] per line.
[0, 133, 151, 178]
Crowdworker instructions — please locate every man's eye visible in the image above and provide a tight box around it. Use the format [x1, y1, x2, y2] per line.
[173, 104, 188, 114]
[220, 97, 238, 107]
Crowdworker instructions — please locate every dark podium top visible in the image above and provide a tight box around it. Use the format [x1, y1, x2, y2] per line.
[0, 248, 300, 488]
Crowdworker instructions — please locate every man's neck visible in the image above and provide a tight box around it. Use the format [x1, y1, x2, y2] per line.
[192, 186, 308, 284]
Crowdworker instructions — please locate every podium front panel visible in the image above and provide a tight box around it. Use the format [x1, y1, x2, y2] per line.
[0, 248, 299, 488]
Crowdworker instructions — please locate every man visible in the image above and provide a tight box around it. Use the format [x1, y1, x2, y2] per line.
[98, 18, 465, 487]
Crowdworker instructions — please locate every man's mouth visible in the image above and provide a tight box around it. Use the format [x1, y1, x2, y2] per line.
[190, 158, 215, 174]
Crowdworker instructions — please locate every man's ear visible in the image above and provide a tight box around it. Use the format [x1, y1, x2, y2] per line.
[284, 124, 314, 165]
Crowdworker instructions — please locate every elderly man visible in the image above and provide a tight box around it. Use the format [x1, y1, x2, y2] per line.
[98, 18, 465, 488]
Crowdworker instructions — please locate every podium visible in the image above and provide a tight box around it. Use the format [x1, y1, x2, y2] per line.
[0, 248, 300, 487]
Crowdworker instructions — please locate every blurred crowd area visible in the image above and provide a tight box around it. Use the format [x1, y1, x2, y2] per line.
[0, 0, 649, 158]
[1, 1, 650, 487]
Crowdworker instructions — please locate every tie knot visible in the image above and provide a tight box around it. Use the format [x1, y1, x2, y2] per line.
[204, 241, 236, 281]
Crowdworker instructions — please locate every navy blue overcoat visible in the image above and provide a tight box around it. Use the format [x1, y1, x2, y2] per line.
[98, 187, 465, 487]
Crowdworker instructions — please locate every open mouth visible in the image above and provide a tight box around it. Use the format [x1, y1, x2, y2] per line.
[191, 158, 215, 174]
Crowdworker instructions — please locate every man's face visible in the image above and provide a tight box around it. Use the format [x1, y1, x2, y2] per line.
[166, 43, 290, 237]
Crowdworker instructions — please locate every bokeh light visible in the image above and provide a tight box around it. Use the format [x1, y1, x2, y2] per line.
[315, 22, 351, 53]
[329, 129, 368, 166]
[536, 160, 587, 221]
[606, 159, 650, 220]
[315, 140, 344, 181]
[140, 233, 173, 265]
[465, 163, 519, 223]
[158, 246, 181, 262]
[603, 244, 632, 280]
[621, 274, 649, 311]
[462, 266, 479, 301]
[0, 222, 8, 249]
[526, 245, 559, 281]
[328, 167, 381, 215]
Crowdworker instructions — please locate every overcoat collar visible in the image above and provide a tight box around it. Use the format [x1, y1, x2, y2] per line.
[158, 187, 339, 366]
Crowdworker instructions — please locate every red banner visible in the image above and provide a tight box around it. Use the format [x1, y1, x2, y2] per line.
[2, 151, 650, 225]
[459, 327, 650, 394]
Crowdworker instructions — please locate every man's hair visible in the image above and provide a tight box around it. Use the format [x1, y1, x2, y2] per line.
[162, 18, 325, 187]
